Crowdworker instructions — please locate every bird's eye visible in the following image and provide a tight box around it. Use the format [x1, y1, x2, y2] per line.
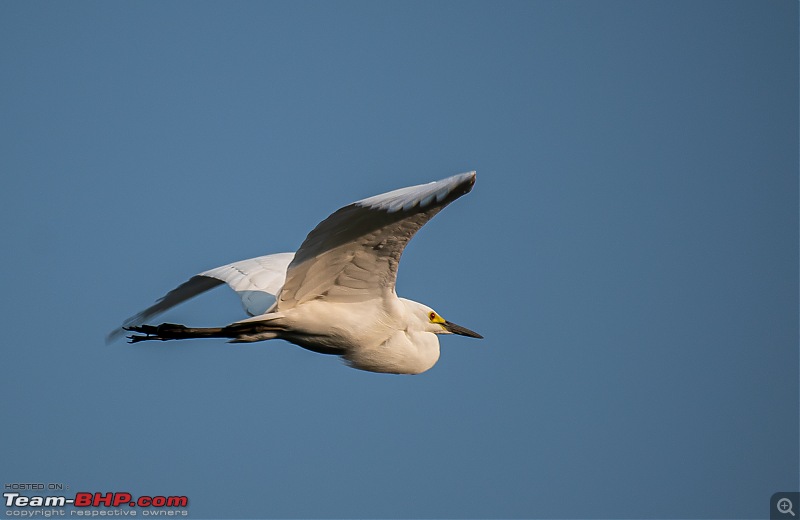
[429, 312, 437, 321]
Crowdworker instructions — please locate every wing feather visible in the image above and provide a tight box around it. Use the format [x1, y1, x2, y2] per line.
[278, 172, 476, 309]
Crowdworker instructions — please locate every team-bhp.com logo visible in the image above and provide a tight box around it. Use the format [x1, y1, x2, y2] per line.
[5, 491, 188, 515]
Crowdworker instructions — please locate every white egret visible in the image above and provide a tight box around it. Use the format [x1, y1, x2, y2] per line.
[110, 171, 482, 374]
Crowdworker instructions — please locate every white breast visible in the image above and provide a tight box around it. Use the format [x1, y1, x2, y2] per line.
[343, 329, 441, 375]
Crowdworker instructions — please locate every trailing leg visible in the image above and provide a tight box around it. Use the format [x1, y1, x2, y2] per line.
[125, 323, 233, 343]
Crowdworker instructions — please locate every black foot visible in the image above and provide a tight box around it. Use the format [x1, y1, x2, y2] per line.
[123, 323, 228, 343]
[124, 323, 187, 343]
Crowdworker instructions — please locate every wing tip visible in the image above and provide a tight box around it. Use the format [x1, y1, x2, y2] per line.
[445, 170, 477, 201]
[355, 170, 477, 213]
[459, 170, 477, 191]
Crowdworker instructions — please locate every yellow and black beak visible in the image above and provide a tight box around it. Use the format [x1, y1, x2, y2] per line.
[442, 320, 483, 339]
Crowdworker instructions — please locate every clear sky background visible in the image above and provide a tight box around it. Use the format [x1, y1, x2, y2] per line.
[1, 1, 797, 519]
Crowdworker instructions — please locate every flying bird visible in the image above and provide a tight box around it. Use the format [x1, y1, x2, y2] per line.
[110, 171, 482, 374]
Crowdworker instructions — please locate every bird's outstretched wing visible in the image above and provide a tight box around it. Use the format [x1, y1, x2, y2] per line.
[107, 252, 295, 342]
[201, 252, 295, 315]
[278, 171, 476, 309]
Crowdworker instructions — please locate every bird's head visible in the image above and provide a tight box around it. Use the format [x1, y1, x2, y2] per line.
[403, 299, 483, 339]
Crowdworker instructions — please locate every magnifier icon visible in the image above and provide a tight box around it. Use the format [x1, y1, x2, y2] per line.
[778, 498, 796, 517]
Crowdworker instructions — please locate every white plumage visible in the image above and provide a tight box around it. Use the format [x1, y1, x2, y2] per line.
[111, 171, 482, 374]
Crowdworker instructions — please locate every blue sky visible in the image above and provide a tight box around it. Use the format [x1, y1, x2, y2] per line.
[1, 1, 797, 518]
